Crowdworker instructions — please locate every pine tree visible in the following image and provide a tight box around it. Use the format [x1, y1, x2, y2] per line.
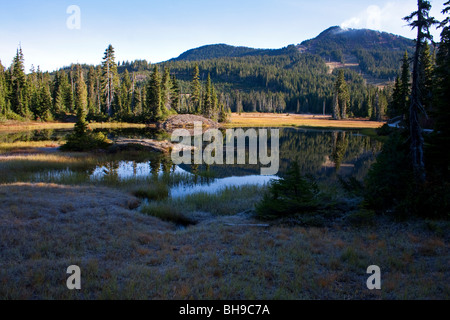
[332, 70, 349, 120]
[118, 69, 132, 117]
[146, 66, 162, 122]
[101, 44, 119, 117]
[203, 73, 213, 118]
[191, 64, 202, 114]
[399, 51, 411, 119]
[404, 0, 438, 183]
[161, 67, 172, 115]
[374, 91, 382, 121]
[132, 86, 142, 116]
[74, 65, 88, 136]
[86, 66, 97, 116]
[170, 74, 180, 113]
[67, 69, 76, 113]
[10, 47, 29, 117]
[0, 61, 7, 117]
[332, 92, 340, 120]
[389, 75, 402, 118]
[419, 41, 434, 112]
[429, 0, 450, 179]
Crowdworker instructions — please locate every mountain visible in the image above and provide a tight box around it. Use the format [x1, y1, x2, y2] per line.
[298, 26, 415, 80]
[160, 26, 415, 116]
[171, 44, 299, 61]
[60, 26, 415, 116]
[171, 26, 414, 81]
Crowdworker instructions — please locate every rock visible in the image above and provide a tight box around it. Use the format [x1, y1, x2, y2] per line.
[114, 138, 194, 154]
[160, 115, 222, 132]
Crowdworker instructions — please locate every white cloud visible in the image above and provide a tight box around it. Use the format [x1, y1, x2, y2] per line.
[340, 1, 445, 39]
[341, 3, 396, 31]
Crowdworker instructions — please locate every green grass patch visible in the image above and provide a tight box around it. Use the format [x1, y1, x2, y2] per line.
[132, 184, 169, 201]
[141, 203, 195, 226]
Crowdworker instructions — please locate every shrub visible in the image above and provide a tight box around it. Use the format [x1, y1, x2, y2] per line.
[364, 130, 449, 219]
[364, 131, 413, 215]
[255, 162, 320, 220]
[60, 131, 111, 152]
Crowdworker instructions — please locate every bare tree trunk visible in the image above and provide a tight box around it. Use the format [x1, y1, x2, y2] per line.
[410, 16, 426, 184]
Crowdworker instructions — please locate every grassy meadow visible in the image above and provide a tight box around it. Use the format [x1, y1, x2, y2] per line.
[0, 122, 448, 300]
[227, 113, 386, 129]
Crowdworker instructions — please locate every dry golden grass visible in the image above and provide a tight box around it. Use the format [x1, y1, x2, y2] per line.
[0, 121, 146, 133]
[0, 141, 62, 154]
[227, 113, 385, 129]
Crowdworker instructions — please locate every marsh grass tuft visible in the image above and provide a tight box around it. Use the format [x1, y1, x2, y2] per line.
[132, 183, 169, 201]
[141, 203, 195, 226]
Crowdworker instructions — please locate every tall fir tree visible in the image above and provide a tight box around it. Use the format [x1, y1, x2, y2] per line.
[170, 74, 181, 113]
[10, 47, 29, 117]
[419, 41, 434, 113]
[332, 70, 349, 119]
[389, 74, 402, 118]
[404, 0, 438, 183]
[0, 61, 7, 116]
[203, 73, 213, 118]
[74, 65, 88, 136]
[161, 67, 172, 115]
[399, 51, 411, 120]
[191, 64, 202, 114]
[429, 0, 450, 179]
[86, 66, 97, 116]
[101, 44, 119, 117]
[146, 66, 162, 122]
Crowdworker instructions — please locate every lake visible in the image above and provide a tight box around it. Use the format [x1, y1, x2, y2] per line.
[0, 127, 382, 197]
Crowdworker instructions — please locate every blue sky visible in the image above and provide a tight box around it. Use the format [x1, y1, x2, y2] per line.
[0, 0, 446, 72]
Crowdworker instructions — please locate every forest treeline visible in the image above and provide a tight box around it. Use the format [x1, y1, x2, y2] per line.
[0, 45, 231, 124]
[0, 21, 444, 127]
[0, 25, 428, 124]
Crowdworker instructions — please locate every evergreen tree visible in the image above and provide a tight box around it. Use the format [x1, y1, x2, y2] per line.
[404, 0, 438, 183]
[419, 41, 434, 112]
[374, 91, 382, 121]
[86, 66, 97, 116]
[118, 69, 132, 117]
[338, 70, 350, 119]
[161, 67, 172, 115]
[399, 51, 411, 119]
[67, 69, 76, 113]
[0, 61, 7, 116]
[211, 85, 219, 120]
[132, 86, 142, 116]
[332, 70, 349, 119]
[203, 73, 213, 118]
[191, 64, 202, 114]
[332, 92, 340, 120]
[34, 82, 53, 121]
[101, 44, 119, 117]
[389, 75, 402, 118]
[170, 74, 181, 113]
[429, 0, 450, 179]
[74, 65, 89, 136]
[146, 66, 162, 122]
[10, 47, 29, 117]
[56, 70, 72, 114]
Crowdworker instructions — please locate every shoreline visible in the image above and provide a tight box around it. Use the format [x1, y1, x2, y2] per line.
[0, 113, 385, 133]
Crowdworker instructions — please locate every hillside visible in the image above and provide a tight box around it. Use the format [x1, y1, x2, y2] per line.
[55, 26, 415, 117]
[299, 26, 414, 80]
